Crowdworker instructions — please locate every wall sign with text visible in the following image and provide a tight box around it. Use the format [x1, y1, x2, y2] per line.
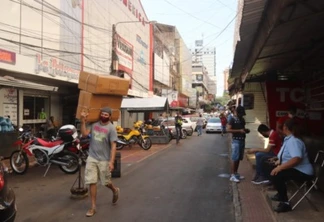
[0, 49, 16, 65]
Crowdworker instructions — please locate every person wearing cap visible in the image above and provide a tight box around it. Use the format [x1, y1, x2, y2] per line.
[80, 107, 120, 217]
[226, 105, 249, 183]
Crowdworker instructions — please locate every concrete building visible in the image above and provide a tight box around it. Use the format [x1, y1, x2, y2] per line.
[223, 67, 230, 94]
[190, 40, 217, 96]
[154, 23, 192, 111]
[189, 62, 209, 109]
[0, 0, 153, 129]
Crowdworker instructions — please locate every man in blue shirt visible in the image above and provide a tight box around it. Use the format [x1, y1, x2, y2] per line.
[270, 119, 313, 213]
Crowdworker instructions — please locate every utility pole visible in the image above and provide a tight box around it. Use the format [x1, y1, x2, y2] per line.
[111, 24, 119, 76]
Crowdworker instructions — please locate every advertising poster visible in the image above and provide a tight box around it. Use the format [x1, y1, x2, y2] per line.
[266, 81, 323, 135]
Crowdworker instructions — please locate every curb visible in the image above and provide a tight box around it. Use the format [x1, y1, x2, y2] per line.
[226, 135, 243, 222]
[232, 182, 243, 222]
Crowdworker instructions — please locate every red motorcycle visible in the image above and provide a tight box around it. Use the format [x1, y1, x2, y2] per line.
[66, 136, 90, 164]
[10, 125, 81, 176]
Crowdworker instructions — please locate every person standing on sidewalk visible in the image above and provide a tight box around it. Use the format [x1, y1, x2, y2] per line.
[219, 113, 227, 136]
[247, 124, 282, 184]
[175, 113, 183, 144]
[196, 114, 204, 136]
[227, 105, 249, 183]
[80, 107, 120, 217]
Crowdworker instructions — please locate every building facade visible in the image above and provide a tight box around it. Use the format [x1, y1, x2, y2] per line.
[154, 23, 192, 111]
[0, 0, 154, 130]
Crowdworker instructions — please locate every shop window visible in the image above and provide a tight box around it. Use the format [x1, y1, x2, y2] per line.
[23, 95, 49, 122]
[243, 94, 254, 110]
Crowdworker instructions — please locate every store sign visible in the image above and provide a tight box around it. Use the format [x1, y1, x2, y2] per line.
[0, 49, 16, 65]
[116, 35, 134, 74]
[120, 0, 147, 26]
[34, 54, 79, 82]
[266, 81, 323, 135]
[136, 35, 148, 49]
[3, 88, 17, 104]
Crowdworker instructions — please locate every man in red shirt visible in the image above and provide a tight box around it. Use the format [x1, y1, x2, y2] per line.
[247, 124, 282, 184]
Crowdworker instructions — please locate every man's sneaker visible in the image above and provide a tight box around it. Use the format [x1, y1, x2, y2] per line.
[274, 202, 292, 213]
[112, 187, 120, 204]
[230, 175, 240, 183]
[251, 176, 269, 185]
[235, 173, 245, 180]
[251, 174, 259, 183]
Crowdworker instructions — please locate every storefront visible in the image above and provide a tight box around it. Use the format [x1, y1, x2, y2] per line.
[230, 0, 324, 190]
[0, 50, 80, 131]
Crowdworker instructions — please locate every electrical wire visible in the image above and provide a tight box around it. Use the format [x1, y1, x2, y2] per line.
[2, 0, 237, 93]
[163, 0, 221, 29]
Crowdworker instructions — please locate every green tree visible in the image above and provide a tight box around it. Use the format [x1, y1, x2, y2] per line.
[215, 93, 231, 106]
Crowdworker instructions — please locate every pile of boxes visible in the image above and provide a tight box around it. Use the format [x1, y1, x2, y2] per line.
[76, 71, 130, 122]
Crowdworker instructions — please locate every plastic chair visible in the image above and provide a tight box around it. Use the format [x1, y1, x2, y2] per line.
[289, 150, 324, 211]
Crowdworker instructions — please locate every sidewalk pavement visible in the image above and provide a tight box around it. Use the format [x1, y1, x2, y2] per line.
[2, 143, 173, 175]
[234, 153, 324, 222]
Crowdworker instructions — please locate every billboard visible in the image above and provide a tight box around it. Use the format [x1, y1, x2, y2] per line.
[116, 34, 134, 75]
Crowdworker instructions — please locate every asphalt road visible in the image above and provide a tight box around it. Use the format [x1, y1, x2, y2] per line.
[9, 132, 235, 222]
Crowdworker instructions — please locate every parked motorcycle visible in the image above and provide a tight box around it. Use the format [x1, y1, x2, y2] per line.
[116, 121, 152, 150]
[10, 124, 80, 176]
[67, 135, 90, 164]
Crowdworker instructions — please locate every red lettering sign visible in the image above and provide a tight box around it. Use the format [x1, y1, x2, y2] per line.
[0, 49, 16, 65]
[120, 0, 146, 26]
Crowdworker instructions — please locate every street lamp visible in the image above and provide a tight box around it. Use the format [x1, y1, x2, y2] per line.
[111, 20, 155, 76]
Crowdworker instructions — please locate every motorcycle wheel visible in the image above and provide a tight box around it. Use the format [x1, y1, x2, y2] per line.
[59, 152, 80, 174]
[116, 140, 125, 150]
[141, 137, 152, 150]
[10, 150, 29, 175]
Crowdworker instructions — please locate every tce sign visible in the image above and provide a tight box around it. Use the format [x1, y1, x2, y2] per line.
[276, 88, 305, 103]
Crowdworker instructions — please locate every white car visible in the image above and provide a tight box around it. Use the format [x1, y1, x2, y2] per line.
[206, 117, 222, 133]
[182, 117, 194, 130]
[185, 116, 207, 131]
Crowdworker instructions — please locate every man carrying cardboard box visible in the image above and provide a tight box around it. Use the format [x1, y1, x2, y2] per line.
[80, 107, 120, 217]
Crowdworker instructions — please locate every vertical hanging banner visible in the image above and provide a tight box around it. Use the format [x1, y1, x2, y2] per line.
[115, 34, 134, 75]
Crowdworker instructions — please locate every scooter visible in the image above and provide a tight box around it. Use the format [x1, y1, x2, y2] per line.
[116, 121, 152, 150]
[10, 125, 80, 176]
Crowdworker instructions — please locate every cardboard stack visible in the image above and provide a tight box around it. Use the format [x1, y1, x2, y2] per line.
[76, 71, 130, 122]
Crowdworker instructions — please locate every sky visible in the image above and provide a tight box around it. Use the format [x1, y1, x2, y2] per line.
[141, 0, 238, 97]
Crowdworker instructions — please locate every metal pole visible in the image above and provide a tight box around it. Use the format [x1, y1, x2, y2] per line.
[81, 0, 85, 71]
[41, 0, 43, 57]
[19, 0, 22, 53]
[111, 24, 118, 76]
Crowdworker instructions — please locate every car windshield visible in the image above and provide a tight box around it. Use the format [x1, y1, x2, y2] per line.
[208, 118, 221, 123]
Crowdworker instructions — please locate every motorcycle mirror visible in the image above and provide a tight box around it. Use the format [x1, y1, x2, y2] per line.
[19, 128, 24, 132]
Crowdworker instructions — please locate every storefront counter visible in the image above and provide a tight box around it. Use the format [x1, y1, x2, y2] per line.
[0, 131, 18, 158]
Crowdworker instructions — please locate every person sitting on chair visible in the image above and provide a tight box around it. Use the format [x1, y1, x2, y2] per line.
[247, 124, 282, 184]
[270, 119, 313, 213]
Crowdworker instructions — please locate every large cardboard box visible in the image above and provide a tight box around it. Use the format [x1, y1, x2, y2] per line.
[76, 90, 122, 122]
[78, 71, 130, 96]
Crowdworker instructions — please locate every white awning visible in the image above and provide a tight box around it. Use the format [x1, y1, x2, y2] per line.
[0, 76, 58, 91]
[121, 96, 169, 112]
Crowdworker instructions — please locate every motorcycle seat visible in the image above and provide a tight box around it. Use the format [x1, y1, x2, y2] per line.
[34, 138, 63, 148]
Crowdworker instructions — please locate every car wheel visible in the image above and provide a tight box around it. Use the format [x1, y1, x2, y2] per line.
[188, 128, 193, 136]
